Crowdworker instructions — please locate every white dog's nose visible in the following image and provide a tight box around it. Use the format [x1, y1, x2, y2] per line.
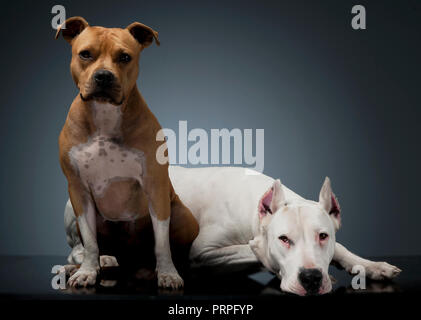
[298, 268, 323, 294]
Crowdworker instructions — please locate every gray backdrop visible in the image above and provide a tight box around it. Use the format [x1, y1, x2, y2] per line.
[0, 0, 420, 257]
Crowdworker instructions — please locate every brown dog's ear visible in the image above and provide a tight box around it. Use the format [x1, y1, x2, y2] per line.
[126, 22, 160, 48]
[55, 16, 89, 43]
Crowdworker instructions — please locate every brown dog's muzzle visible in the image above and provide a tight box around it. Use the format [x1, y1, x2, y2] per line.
[81, 69, 124, 105]
[94, 69, 115, 88]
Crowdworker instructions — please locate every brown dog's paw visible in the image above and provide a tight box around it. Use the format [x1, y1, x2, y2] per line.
[157, 271, 184, 290]
[67, 268, 97, 287]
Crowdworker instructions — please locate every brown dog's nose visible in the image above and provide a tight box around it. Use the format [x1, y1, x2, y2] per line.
[94, 70, 115, 88]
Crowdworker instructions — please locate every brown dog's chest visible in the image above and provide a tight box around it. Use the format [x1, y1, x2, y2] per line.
[69, 102, 147, 221]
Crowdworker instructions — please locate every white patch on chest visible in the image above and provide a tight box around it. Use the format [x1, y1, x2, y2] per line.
[69, 102, 144, 201]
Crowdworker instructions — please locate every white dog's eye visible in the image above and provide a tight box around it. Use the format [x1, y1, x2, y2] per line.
[319, 233, 329, 241]
[279, 235, 290, 244]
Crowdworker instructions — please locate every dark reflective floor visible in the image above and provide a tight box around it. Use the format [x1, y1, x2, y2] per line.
[0, 255, 419, 299]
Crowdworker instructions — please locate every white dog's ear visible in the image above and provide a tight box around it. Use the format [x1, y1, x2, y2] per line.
[319, 177, 341, 231]
[258, 179, 285, 220]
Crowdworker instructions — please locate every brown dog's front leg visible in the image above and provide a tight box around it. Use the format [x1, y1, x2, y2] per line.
[67, 183, 100, 287]
[148, 190, 184, 289]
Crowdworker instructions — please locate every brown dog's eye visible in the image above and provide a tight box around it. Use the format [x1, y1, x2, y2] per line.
[79, 50, 92, 60]
[319, 233, 329, 241]
[119, 53, 132, 63]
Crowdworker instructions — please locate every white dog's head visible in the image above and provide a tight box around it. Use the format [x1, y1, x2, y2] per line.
[249, 177, 341, 296]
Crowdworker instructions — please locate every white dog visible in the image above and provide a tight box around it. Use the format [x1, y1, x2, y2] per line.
[64, 166, 401, 295]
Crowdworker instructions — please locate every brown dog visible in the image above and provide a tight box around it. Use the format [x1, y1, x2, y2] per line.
[56, 17, 199, 288]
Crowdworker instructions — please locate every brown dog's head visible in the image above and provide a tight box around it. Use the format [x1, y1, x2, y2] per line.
[56, 17, 160, 105]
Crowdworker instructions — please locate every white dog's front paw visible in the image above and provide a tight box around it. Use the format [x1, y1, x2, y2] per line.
[157, 270, 184, 289]
[366, 261, 402, 280]
[67, 268, 98, 287]
[63, 264, 79, 277]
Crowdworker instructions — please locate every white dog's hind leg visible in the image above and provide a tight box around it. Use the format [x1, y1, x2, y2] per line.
[67, 244, 84, 265]
[66, 198, 100, 287]
[65, 199, 84, 265]
[191, 245, 259, 271]
[64, 200, 119, 270]
[64, 254, 118, 278]
[100, 255, 119, 267]
[63, 200, 84, 277]
[333, 242, 401, 280]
